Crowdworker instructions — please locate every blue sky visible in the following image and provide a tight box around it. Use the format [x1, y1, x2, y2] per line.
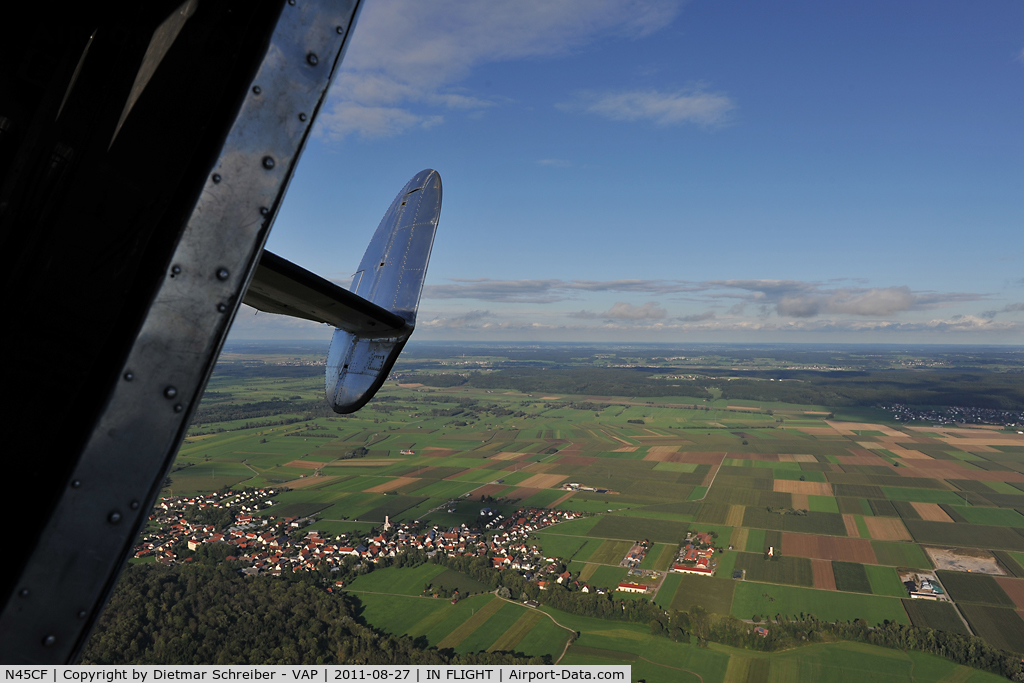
[230, 0, 1024, 343]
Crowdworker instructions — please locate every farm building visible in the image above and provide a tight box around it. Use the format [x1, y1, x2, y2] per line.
[617, 582, 648, 593]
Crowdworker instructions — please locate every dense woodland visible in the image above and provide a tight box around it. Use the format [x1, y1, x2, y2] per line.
[421, 367, 1024, 411]
[82, 563, 543, 665]
[88, 553, 1024, 679]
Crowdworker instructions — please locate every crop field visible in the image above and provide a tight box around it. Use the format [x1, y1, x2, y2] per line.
[833, 561, 872, 594]
[586, 515, 689, 544]
[782, 533, 877, 563]
[902, 600, 971, 635]
[669, 575, 736, 614]
[168, 344, 1024, 672]
[872, 541, 933, 569]
[733, 552, 814, 587]
[958, 604, 1024, 653]
[731, 582, 910, 624]
[936, 572, 1016, 607]
[865, 565, 909, 597]
[585, 540, 635, 565]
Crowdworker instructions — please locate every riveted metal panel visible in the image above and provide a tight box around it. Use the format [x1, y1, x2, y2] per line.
[0, 0, 362, 663]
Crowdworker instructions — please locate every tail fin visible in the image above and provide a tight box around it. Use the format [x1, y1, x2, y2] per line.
[325, 169, 442, 412]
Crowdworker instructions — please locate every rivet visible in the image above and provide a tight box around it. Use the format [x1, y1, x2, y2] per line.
[336, 26, 344, 34]
[42, 635, 56, 647]
[306, 53, 318, 66]
[124, 371, 134, 381]
[217, 268, 230, 280]
[252, 85, 262, 95]
[108, 511, 121, 524]
[130, 501, 140, 510]
[298, 113, 307, 122]
[77, 611, 87, 619]
[259, 207, 269, 216]
[19, 588, 28, 597]
[171, 265, 181, 275]
[288, 0, 295, 5]
[217, 303, 227, 313]
[164, 386, 177, 399]
[71, 480, 81, 488]
[174, 404, 183, 413]
[262, 156, 275, 169]
[212, 173, 221, 183]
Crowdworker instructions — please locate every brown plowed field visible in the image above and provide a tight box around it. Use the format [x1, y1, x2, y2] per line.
[791, 493, 810, 509]
[490, 451, 527, 461]
[363, 477, 419, 493]
[884, 445, 932, 460]
[863, 516, 912, 541]
[911, 502, 955, 522]
[644, 446, 679, 459]
[612, 446, 639, 452]
[504, 487, 540, 501]
[842, 514, 860, 537]
[782, 533, 877, 563]
[826, 421, 905, 437]
[812, 559, 837, 590]
[773, 480, 832, 496]
[996, 578, 1024, 609]
[285, 460, 323, 470]
[517, 473, 567, 488]
[791, 454, 819, 462]
[547, 491, 576, 508]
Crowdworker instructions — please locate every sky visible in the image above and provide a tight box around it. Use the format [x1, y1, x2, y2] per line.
[229, 0, 1024, 344]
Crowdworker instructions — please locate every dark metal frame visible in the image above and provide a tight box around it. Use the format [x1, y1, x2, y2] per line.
[0, 0, 362, 663]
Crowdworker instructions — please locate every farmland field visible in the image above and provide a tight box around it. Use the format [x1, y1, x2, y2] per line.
[902, 599, 971, 635]
[137, 342, 1024, 674]
[731, 582, 910, 624]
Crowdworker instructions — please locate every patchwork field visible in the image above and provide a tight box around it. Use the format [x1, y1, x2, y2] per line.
[171, 344, 1024, 674]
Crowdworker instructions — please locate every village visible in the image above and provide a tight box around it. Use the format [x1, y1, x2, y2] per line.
[132, 487, 734, 603]
[132, 489, 588, 587]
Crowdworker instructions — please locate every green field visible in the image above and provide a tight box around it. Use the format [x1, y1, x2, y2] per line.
[871, 541, 932, 569]
[865, 564, 909, 597]
[165, 344, 1024, 673]
[668, 575, 736, 614]
[732, 582, 910, 625]
[733, 552, 814, 587]
[902, 600, 971, 635]
[833, 561, 872, 594]
[586, 515, 689, 544]
[958, 604, 1024, 654]
[936, 572, 1016, 607]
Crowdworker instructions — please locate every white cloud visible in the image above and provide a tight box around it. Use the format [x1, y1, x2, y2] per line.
[318, 0, 684, 139]
[537, 158, 571, 167]
[421, 310, 491, 328]
[422, 277, 984, 318]
[570, 302, 667, 320]
[566, 88, 735, 126]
